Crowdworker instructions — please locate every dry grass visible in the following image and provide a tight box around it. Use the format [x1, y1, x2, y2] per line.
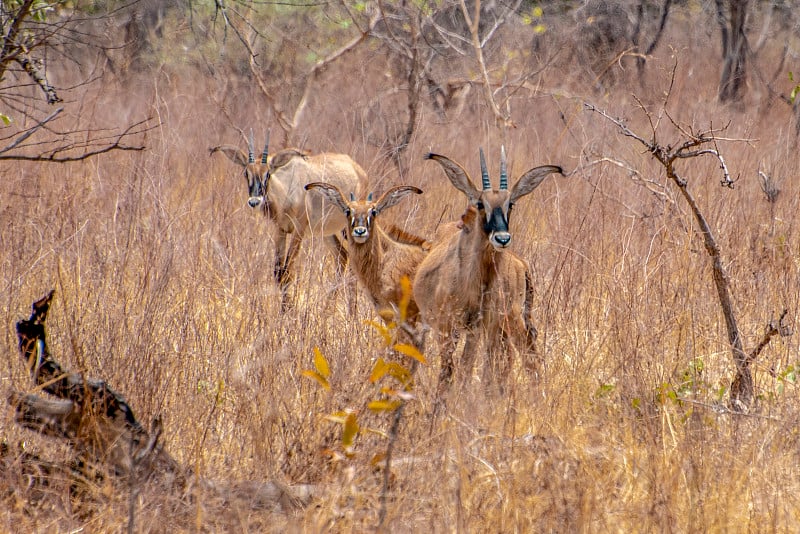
[3, 7, 800, 532]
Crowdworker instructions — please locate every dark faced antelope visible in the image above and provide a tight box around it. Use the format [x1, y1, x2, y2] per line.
[413, 147, 562, 400]
[211, 132, 368, 307]
[304, 182, 428, 325]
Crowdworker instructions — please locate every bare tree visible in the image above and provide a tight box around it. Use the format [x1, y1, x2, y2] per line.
[364, 0, 523, 172]
[0, 1, 150, 162]
[586, 70, 791, 411]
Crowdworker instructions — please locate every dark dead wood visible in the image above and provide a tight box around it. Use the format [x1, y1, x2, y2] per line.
[6, 290, 317, 516]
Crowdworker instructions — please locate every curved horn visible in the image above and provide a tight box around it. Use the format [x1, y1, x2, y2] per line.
[248, 129, 255, 164]
[479, 148, 490, 191]
[499, 145, 508, 190]
[261, 129, 270, 164]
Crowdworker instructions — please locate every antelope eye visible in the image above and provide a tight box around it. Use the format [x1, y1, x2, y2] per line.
[475, 201, 484, 210]
[344, 208, 352, 217]
[370, 208, 378, 217]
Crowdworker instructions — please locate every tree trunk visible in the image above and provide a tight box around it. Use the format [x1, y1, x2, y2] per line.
[716, 0, 750, 103]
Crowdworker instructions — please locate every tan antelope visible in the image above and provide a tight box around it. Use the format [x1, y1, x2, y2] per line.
[413, 147, 562, 401]
[211, 131, 368, 307]
[304, 182, 428, 325]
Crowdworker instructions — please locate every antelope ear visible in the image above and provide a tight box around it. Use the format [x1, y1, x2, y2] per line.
[510, 165, 563, 203]
[210, 145, 249, 167]
[305, 182, 350, 213]
[425, 153, 480, 203]
[375, 186, 422, 213]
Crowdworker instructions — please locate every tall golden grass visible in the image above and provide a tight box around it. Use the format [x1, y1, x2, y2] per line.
[2, 6, 800, 532]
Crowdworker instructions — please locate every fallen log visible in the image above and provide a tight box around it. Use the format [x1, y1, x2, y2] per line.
[5, 289, 316, 519]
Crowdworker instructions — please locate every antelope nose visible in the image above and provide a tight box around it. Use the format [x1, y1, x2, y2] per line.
[494, 233, 511, 247]
[353, 226, 368, 238]
[248, 197, 262, 208]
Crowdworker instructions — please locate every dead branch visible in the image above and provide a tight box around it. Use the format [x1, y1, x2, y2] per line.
[0, 118, 151, 162]
[6, 290, 317, 519]
[747, 310, 792, 366]
[585, 95, 790, 412]
[232, 4, 378, 145]
[458, 0, 515, 129]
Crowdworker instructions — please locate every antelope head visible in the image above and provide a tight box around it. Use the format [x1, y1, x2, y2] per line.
[425, 147, 562, 250]
[244, 130, 271, 208]
[209, 130, 271, 209]
[305, 182, 423, 244]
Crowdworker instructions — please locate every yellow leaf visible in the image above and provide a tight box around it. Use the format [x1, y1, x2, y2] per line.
[368, 399, 402, 412]
[313, 347, 330, 379]
[378, 308, 396, 323]
[393, 343, 426, 364]
[380, 387, 416, 401]
[386, 362, 412, 386]
[370, 358, 388, 383]
[398, 275, 412, 322]
[365, 319, 393, 345]
[324, 411, 350, 425]
[342, 412, 359, 450]
[532, 6, 543, 17]
[363, 426, 389, 439]
[301, 370, 330, 390]
[533, 23, 547, 34]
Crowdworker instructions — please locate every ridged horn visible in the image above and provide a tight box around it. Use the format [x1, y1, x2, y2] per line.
[248, 129, 255, 164]
[479, 148, 490, 190]
[261, 129, 270, 164]
[499, 145, 508, 190]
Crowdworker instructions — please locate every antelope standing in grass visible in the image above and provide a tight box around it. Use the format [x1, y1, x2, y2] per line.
[211, 131, 368, 307]
[304, 182, 428, 326]
[413, 147, 562, 401]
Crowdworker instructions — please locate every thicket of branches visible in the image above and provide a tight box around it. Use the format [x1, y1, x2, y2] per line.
[0, 0, 150, 161]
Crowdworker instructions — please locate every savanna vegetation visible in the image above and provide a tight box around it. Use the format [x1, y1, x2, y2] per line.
[2, 0, 800, 531]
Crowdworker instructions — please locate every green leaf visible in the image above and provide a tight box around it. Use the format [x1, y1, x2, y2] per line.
[595, 383, 615, 397]
[0, 113, 11, 126]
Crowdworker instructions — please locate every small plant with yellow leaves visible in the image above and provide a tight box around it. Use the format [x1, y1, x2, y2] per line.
[301, 276, 426, 525]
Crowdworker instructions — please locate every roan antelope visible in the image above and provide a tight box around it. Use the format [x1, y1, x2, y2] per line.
[210, 131, 368, 307]
[413, 147, 562, 401]
[304, 182, 428, 325]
